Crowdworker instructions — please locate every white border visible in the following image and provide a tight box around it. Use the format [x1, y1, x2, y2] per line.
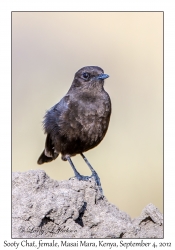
[0, 0, 175, 248]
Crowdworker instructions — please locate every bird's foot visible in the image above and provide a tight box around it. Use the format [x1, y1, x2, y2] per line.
[75, 173, 91, 182]
[90, 171, 103, 196]
[90, 170, 101, 187]
[70, 172, 103, 195]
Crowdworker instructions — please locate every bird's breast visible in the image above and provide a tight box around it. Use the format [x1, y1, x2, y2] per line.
[65, 93, 111, 143]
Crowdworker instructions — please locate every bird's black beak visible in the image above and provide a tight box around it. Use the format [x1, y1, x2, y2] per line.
[97, 74, 109, 80]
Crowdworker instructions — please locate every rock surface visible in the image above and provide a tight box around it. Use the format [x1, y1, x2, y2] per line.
[12, 170, 163, 238]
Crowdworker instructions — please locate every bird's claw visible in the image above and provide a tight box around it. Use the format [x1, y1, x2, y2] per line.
[72, 172, 103, 195]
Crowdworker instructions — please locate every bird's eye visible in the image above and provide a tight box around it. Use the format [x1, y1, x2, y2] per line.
[82, 72, 90, 79]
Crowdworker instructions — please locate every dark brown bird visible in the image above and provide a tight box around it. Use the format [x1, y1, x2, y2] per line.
[37, 66, 111, 190]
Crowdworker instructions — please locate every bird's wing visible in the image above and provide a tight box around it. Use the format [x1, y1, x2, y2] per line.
[42, 95, 70, 158]
[43, 95, 69, 135]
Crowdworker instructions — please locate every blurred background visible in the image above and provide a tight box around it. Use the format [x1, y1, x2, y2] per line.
[12, 12, 163, 218]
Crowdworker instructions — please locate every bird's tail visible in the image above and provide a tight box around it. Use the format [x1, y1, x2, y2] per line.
[37, 150, 58, 165]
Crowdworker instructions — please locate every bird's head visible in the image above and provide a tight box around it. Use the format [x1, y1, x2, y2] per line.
[70, 66, 109, 92]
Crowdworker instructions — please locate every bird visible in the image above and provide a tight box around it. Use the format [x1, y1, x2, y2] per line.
[37, 66, 111, 191]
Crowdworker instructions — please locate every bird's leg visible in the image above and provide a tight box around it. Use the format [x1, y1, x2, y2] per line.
[66, 156, 89, 181]
[66, 155, 103, 195]
[80, 153, 102, 187]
